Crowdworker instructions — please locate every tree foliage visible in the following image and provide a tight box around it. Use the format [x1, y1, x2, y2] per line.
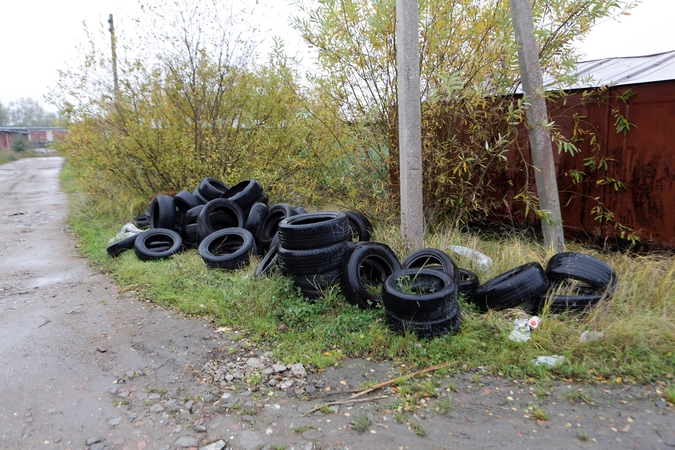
[51, 0, 344, 214]
[292, 0, 635, 224]
[51, 0, 635, 225]
[0, 98, 57, 127]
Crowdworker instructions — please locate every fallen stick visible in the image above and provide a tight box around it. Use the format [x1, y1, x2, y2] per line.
[349, 361, 455, 400]
[301, 361, 455, 416]
[300, 395, 388, 416]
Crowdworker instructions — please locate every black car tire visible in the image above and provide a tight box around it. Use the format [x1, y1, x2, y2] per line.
[257, 203, 295, 250]
[224, 179, 264, 211]
[149, 195, 177, 230]
[471, 262, 549, 312]
[174, 190, 203, 213]
[340, 242, 401, 309]
[134, 228, 182, 261]
[277, 241, 349, 275]
[107, 233, 141, 257]
[198, 228, 256, 270]
[197, 199, 245, 241]
[254, 241, 280, 278]
[385, 308, 461, 339]
[197, 177, 230, 201]
[344, 210, 373, 242]
[382, 268, 458, 320]
[278, 212, 350, 250]
[545, 252, 618, 294]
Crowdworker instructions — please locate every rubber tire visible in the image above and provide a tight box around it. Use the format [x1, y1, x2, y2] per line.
[244, 202, 268, 255]
[197, 198, 245, 241]
[174, 190, 203, 213]
[198, 228, 256, 270]
[344, 210, 373, 242]
[193, 188, 209, 204]
[278, 212, 350, 250]
[107, 233, 141, 257]
[278, 241, 349, 275]
[293, 206, 308, 215]
[402, 248, 460, 287]
[257, 203, 295, 250]
[183, 205, 204, 227]
[471, 262, 549, 312]
[339, 242, 401, 309]
[458, 268, 479, 298]
[135, 215, 149, 229]
[385, 308, 461, 340]
[545, 252, 618, 295]
[382, 268, 459, 320]
[224, 179, 264, 211]
[184, 223, 200, 243]
[198, 177, 230, 201]
[149, 195, 177, 230]
[536, 282, 605, 313]
[293, 267, 341, 291]
[133, 228, 182, 261]
[254, 241, 280, 278]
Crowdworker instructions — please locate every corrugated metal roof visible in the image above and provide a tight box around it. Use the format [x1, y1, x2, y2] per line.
[542, 50, 675, 90]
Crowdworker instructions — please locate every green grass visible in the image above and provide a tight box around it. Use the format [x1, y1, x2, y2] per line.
[64, 174, 675, 384]
[666, 387, 675, 404]
[351, 414, 372, 434]
[408, 420, 428, 437]
[531, 406, 549, 421]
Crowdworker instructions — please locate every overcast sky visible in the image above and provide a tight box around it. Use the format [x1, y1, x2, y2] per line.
[1, 0, 673, 111]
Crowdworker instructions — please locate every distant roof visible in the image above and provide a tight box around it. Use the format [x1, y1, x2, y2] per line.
[542, 50, 675, 91]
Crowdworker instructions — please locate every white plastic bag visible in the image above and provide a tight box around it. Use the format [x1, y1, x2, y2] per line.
[448, 245, 493, 271]
[108, 222, 144, 244]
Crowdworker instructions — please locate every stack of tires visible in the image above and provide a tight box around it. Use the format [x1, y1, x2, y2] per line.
[276, 212, 351, 300]
[381, 248, 462, 339]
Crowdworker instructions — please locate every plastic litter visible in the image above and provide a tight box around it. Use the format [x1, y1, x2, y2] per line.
[109, 222, 144, 244]
[508, 318, 531, 342]
[508, 315, 541, 342]
[579, 330, 604, 342]
[533, 355, 565, 367]
[448, 245, 493, 271]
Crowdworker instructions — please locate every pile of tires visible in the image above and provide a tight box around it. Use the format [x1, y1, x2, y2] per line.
[107, 177, 303, 268]
[468, 252, 617, 313]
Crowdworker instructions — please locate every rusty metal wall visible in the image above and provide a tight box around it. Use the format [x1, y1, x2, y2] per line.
[492, 80, 675, 249]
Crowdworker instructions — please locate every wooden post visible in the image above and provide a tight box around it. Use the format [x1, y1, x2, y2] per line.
[510, 0, 565, 252]
[108, 14, 119, 98]
[396, 0, 424, 251]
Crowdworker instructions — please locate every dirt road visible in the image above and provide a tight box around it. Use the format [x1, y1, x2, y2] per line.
[0, 157, 672, 450]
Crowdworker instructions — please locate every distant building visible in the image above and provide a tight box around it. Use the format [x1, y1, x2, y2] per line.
[0, 127, 69, 151]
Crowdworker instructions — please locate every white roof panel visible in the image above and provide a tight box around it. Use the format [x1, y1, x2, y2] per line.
[539, 50, 675, 91]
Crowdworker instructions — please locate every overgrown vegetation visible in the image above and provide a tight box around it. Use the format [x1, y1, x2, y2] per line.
[65, 163, 675, 383]
[51, 0, 637, 227]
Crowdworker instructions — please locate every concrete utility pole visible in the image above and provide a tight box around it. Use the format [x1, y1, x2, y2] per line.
[510, 0, 565, 252]
[396, 0, 424, 251]
[108, 14, 119, 97]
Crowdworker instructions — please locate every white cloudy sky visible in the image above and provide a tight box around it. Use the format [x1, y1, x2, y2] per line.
[0, 0, 673, 111]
